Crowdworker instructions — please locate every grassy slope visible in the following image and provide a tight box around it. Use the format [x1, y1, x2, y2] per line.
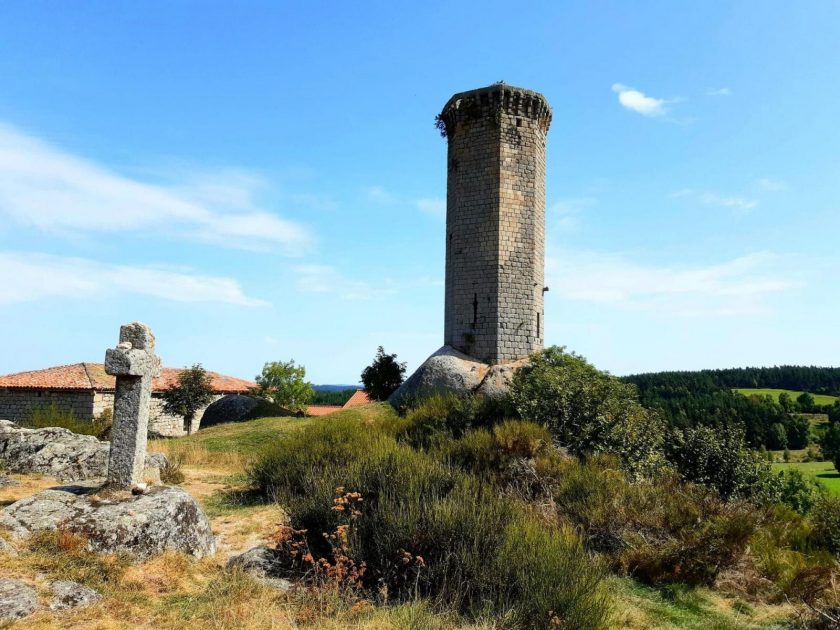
[775, 460, 840, 495]
[735, 388, 838, 406]
[0, 405, 797, 629]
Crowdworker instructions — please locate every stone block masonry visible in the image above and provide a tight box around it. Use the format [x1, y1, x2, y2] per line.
[438, 84, 551, 364]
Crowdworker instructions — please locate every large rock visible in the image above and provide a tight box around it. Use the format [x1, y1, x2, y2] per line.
[389, 346, 528, 407]
[200, 395, 261, 428]
[0, 579, 38, 622]
[0, 484, 215, 560]
[0, 420, 165, 482]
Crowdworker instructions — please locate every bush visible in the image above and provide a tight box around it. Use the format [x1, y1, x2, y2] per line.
[810, 496, 840, 556]
[549, 456, 759, 586]
[509, 347, 666, 479]
[25, 403, 110, 438]
[398, 392, 511, 450]
[778, 469, 826, 515]
[665, 424, 781, 502]
[250, 416, 609, 628]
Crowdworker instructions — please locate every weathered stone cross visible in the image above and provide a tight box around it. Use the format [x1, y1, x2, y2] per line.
[104, 322, 161, 490]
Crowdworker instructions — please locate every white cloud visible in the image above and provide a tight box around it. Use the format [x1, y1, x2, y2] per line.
[611, 84, 670, 117]
[706, 87, 732, 96]
[366, 186, 396, 204]
[293, 264, 392, 301]
[672, 189, 758, 213]
[754, 178, 788, 193]
[549, 197, 593, 230]
[0, 251, 264, 306]
[546, 250, 797, 317]
[0, 123, 312, 253]
[416, 197, 445, 219]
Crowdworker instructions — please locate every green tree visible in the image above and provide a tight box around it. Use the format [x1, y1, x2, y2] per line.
[786, 415, 810, 450]
[829, 401, 840, 424]
[254, 360, 314, 413]
[360, 346, 406, 401]
[797, 392, 816, 413]
[821, 423, 840, 461]
[510, 346, 666, 479]
[778, 392, 794, 412]
[767, 422, 788, 450]
[161, 364, 215, 435]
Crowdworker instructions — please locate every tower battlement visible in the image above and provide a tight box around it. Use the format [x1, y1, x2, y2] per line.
[440, 83, 551, 364]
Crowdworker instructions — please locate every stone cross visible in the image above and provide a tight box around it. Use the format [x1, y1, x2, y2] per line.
[104, 322, 161, 490]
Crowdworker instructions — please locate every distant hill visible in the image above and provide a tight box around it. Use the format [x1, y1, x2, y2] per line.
[313, 384, 359, 392]
[623, 366, 840, 450]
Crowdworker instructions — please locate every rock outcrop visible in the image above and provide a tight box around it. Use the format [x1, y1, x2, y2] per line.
[0, 483, 215, 560]
[0, 579, 38, 622]
[388, 346, 529, 407]
[49, 580, 101, 610]
[0, 420, 165, 482]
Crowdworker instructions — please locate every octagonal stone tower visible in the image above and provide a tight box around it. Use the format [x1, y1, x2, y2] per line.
[439, 83, 552, 363]
[389, 83, 551, 407]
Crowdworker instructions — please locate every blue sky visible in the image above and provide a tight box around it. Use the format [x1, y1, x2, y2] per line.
[1, 1, 838, 384]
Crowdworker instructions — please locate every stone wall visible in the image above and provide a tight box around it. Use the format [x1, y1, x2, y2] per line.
[0, 389, 221, 437]
[0, 389, 96, 424]
[439, 84, 551, 363]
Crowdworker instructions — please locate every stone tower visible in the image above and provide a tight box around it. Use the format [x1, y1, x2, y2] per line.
[438, 83, 552, 364]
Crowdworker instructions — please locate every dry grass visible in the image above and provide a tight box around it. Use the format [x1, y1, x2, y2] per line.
[148, 440, 244, 471]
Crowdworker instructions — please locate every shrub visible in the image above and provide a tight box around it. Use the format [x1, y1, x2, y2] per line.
[509, 347, 666, 479]
[25, 403, 107, 437]
[398, 392, 511, 450]
[665, 424, 781, 502]
[778, 469, 825, 515]
[160, 451, 186, 485]
[250, 416, 609, 628]
[550, 456, 759, 586]
[810, 496, 840, 556]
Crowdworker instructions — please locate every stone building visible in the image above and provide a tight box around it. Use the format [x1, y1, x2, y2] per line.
[390, 83, 552, 405]
[0, 363, 254, 436]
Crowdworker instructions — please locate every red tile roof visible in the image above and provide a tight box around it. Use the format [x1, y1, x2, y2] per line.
[0, 363, 254, 394]
[342, 390, 372, 408]
[306, 405, 344, 416]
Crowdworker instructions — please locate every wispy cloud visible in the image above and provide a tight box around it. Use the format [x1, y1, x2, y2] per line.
[366, 184, 446, 220]
[546, 250, 797, 317]
[754, 177, 788, 193]
[549, 197, 593, 230]
[672, 189, 759, 213]
[416, 197, 445, 219]
[293, 264, 393, 301]
[611, 84, 671, 117]
[706, 87, 732, 96]
[0, 123, 312, 253]
[0, 251, 264, 306]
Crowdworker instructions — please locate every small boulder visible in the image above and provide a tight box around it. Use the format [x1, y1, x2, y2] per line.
[49, 580, 101, 610]
[0, 484, 215, 560]
[227, 546, 292, 591]
[0, 578, 38, 622]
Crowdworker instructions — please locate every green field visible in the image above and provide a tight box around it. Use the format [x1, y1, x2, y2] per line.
[735, 388, 838, 406]
[775, 460, 840, 495]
